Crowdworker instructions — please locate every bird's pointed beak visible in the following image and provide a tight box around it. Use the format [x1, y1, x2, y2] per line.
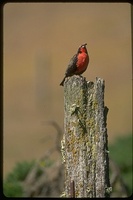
[83, 43, 87, 46]
[80, 43, 87, 48]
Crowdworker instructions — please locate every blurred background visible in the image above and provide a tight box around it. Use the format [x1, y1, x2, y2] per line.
[3, 2, 132, 197]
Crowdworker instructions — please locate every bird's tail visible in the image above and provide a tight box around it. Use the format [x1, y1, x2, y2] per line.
[60, 77, 66, 86]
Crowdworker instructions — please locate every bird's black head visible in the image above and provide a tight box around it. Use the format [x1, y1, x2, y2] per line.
[78, 43, 88, 53]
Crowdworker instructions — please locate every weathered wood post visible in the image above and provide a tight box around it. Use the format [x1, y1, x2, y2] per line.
[61, 75, 111, 198]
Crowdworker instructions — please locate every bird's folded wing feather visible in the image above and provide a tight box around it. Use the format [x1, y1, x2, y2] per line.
[65, 54, 78, 76]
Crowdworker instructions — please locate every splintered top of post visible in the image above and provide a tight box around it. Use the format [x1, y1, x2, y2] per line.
[63, 75, 105, 91]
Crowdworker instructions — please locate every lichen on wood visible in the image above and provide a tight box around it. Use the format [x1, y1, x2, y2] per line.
[61, 75, 110, 198]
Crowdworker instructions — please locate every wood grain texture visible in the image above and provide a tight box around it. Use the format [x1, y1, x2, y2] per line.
[61, 75, 110, 197]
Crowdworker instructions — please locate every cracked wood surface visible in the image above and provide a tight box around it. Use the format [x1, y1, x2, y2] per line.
[62, 75, 110, 198]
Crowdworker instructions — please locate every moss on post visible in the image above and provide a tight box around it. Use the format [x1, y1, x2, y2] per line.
[61, 75, 110, 198]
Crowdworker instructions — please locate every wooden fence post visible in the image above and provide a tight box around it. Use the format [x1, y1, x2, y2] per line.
[61, 75, 111, 198]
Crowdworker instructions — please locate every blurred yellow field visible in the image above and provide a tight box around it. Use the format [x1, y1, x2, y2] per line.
[3, 3, 132, 178]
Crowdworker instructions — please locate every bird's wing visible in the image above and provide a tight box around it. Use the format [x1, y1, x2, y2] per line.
[65, 54, 78, 76]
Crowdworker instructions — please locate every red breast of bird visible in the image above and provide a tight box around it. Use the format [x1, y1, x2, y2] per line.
[75, 51, 89, 75]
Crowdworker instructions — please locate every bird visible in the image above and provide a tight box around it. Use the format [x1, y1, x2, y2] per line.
[60, 43, 89, 86]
